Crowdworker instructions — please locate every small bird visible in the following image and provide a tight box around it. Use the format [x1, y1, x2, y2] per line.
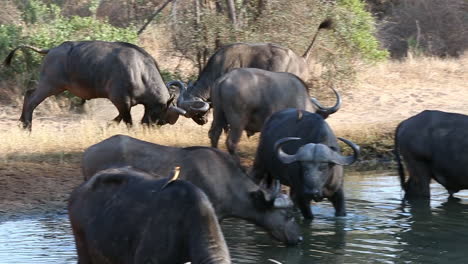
[161, 166, 181, 190]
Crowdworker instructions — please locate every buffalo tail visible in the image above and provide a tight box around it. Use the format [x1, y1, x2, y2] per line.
[3, 45, 49, 66]
[394, 122, 406, 190]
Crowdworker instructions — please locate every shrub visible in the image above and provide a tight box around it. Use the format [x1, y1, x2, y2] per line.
[0, 0, 138, 90]
[169, 0, 388, 85]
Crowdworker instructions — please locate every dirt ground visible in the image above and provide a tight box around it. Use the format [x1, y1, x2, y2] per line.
[0, 161, 81, 220]
[0, 54, 467, 221]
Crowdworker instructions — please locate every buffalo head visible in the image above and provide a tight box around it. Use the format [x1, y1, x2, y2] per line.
[152, 95, 187, 126]
[166, 80, 210, 125]
[275, 137, 359, 201]
[249, 180, 302, 245]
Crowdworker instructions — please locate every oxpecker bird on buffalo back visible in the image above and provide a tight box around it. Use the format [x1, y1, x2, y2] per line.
[68, 166, 231, 264]
[82, 135, 303, 245]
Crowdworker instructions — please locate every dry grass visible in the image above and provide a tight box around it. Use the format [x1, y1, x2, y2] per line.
[0, 102, 260, 165]
[0, 53, 466, 171]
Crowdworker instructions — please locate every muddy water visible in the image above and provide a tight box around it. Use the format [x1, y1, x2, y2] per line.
[1, 172, 468, 264]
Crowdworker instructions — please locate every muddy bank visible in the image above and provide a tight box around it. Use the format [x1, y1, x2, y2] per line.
[0, 161, 81, 221]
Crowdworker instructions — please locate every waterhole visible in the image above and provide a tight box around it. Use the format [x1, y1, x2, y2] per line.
[1, 172, 467, 264]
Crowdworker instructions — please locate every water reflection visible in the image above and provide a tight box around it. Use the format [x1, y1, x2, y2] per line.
[0, 172, 467, 263]
[0, 213, 76, 264]
[396, 198, 468, 263]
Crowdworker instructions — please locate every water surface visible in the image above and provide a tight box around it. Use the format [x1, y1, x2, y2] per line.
[1, 172, 468, 264]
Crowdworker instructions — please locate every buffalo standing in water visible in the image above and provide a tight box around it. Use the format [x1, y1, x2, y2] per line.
[4, 41, 186, 130]
[169, 19, 333, 124]
[68, 167, 231, 264]
[394, 110, 468, 199]
[252, 109, 359, 219]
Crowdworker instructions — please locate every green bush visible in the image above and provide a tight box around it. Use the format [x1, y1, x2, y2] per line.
[1, 0, 138, 88]
[0, 24, 23, 79]
[334, 0, 389, 61]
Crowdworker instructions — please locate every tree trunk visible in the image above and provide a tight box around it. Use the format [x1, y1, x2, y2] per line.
[254, 0, 269, 21]
[226, 0, 238, 29]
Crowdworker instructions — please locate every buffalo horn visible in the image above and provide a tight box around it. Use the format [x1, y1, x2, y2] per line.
[189, 101, 210, 113]
[273, 193, 294, 208]
[166, 80, 187, 106]
[166, 80, 186, 92]
[168, 106, 187, 116]
[311, 85, 342, 116]
[274, 137, 302, 164]
[330, 137, 360, 165]
[272, 179, 281, 196]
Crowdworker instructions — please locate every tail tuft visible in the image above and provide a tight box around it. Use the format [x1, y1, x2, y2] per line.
[3, 51, 15, 66]
[319, 18, 334, 30]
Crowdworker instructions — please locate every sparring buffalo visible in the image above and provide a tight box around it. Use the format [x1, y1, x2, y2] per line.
[252, 109, 359, 219]
[82, 135, 302, 245]
[394, 110, 468, 199]
[209, 68, 341, 157]
[168, 19, 333, 125]
[69, 167, 231, 264]
[3, 41, 186, 130]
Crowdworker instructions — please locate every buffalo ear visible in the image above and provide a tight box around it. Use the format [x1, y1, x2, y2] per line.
[166, 111, 180, 125]
[249, 190, 274, 210]
[91, 171, 129, 190]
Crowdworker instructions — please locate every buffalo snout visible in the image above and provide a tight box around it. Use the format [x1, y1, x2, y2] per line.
[303, 187, 324, 202]
[284, 218, 303, 245]
[192, 114, 209, 125]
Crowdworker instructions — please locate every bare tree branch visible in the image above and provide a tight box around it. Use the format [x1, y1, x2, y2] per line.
[138, 0, 177, 35]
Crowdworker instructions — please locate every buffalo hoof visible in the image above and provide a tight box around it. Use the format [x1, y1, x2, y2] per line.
[19, 121, 31, 131]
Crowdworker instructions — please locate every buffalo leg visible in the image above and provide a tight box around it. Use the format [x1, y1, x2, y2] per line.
[71, 228, 92, 264]
[209, 107, 227, 148]
[110, 99, 132, 126]
[404, 158, 431, 199]
[112, 114, 122, 123]
[225, 119, 246, 156]
[209, 125, 223, 148]
[141, 105, 151, 125]
[19, 81, 65, 130]
[292, 190, 313, 219]
[329, 188, 346, 217]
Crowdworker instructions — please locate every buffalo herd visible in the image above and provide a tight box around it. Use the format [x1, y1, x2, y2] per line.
[3, 18, 467, 264]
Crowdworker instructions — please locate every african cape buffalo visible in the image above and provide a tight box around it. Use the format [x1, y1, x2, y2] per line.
[69, 167, 231, 264]
[208, 68, 341, 157]
[168, 19, 333, 125]
[3, 41, 186, 130]
[82, 135, 302, 245]
[252, 109, 360, 219]
[394, 110, 468, 199]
